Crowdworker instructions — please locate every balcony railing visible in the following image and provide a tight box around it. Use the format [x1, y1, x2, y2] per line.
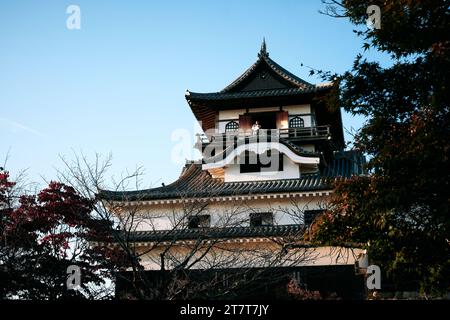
[196, 126, 331, 146]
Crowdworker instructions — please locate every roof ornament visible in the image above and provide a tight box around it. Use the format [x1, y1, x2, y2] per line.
[258, 37, 269, 58]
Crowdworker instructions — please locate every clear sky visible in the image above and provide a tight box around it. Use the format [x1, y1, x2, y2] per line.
[0, 0, 390, 189]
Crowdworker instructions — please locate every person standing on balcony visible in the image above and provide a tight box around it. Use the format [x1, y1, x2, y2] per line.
[252, 121, 261, 135]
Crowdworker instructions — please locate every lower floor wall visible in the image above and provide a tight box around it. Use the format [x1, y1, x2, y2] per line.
[115, 265, 366, 300]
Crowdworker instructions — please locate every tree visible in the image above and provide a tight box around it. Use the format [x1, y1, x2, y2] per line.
[314, 0, 450, 295]
[57, 153, 341, 300]
[0, 168, 125, 299]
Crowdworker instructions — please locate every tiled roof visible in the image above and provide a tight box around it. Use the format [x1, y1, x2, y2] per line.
[98, 151, 365, 202]
[186, 87, 330, 102]
[220, 43, 312, 93]
[99, 164, 324, 201]
[282, 139, 321, 157]
[124, 224, 305, 242]
[185, 43, 332, 104]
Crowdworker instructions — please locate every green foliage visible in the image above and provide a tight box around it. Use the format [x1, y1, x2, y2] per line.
[316, 0, 450, 295]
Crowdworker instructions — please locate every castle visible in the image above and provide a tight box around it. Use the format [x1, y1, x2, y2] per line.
[100, 41, 367, 299]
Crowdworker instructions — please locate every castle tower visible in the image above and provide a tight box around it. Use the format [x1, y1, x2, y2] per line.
[101, 41, 366, 299]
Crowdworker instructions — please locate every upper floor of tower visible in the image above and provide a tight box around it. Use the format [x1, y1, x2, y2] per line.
[185, 40, 345, 156]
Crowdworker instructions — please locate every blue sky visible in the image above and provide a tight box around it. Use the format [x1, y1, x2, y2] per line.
[0, 0, 390, 189]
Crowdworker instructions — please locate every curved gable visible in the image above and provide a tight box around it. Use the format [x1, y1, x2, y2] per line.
[202, 141, 319, 171]
[220, 43, 312, 93]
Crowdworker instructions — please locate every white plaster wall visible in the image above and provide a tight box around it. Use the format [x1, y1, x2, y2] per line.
[284, 104, 313, 127]
[218, 109, 243, 133]
[122, 193, 366, 271]
[217, 105, 314, 133]
[248, 106, 279, 113]
[218, 106, 311, 121]
[138, 245, 366, 270]
[218, 109, 245, 121]
[224, 155, 300, 182]
[283, 104, 311, 114]
[122, 194, 330, 232]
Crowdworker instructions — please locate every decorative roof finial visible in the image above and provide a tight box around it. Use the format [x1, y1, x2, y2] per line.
[259, 37, 268, 57]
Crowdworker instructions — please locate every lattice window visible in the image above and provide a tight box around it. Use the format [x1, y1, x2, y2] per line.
[289, 116, 305, 128]
[250, 212, 274, 227]
[225, 121, 239, 132]
[304, 210, 324, 226]
[187, 215, 211, 229]
[239, 150, 283, 173]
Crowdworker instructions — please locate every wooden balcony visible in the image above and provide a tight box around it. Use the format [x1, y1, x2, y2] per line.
[196, 125, 331, 148]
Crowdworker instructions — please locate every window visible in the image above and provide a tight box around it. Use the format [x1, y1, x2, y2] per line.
[225, 121, 239, 132]
[187, 215, 211, 229]
[260, 150, 283, 172]
[250, 212, 273, 227]
[303, 210, 324, 226]
[239, 150, 283, 173]
[289, 116, 305, 128]
[239, 151, 260, 173]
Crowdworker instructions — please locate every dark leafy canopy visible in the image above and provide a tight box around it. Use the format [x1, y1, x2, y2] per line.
[315, 0, 450, 294]
[0, 170, 125, 299]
